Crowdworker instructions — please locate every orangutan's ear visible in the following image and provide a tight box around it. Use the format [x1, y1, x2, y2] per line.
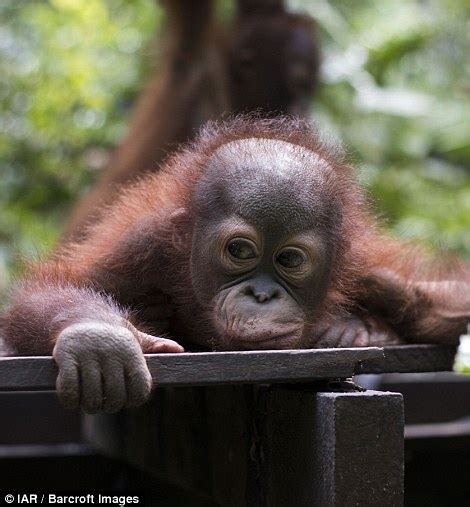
[170, 208, 191, 252]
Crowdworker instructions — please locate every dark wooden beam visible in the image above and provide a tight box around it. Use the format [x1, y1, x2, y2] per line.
[358, 344, 456, 374]
[0, 345, 455, 392]
[264, 388, 404, 506]
[85, 385, 405, 506]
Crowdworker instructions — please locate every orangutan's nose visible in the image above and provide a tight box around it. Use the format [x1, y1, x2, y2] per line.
[244, 279, 280, 303]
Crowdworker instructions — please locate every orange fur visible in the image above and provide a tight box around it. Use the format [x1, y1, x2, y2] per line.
[1, 116, 468, 354]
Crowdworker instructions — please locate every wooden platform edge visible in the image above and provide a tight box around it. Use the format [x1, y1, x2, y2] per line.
[0, 344, 456, 392]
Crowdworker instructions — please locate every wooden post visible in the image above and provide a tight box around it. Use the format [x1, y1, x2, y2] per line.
[262, 388, 404, 506]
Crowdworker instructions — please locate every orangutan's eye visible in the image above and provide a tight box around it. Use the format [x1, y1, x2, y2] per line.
[227, 239, 257, 260]
[276, 248, 306, 269]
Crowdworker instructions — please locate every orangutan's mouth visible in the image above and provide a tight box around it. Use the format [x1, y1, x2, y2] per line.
[229, 332, 301, 350]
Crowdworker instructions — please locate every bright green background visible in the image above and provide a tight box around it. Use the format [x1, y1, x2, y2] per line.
[1, 0, 469, 299]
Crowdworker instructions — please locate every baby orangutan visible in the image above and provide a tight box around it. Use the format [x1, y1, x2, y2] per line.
[1, 118, 469, 412]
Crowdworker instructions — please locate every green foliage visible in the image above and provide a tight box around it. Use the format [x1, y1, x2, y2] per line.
[0, 0, 159, 292]
[0, 0, 469, 297]
[454, 334, 470, 374]
[296, 0, 469, 254]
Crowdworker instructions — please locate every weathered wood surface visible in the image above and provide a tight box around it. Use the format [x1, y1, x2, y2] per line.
[85, 386, 405, 507]
[264, 389, 404, 506]
[357, 344, 456, 374]
[0, 344, 456, 391]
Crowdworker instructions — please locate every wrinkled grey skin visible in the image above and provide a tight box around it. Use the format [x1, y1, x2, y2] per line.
[190, 139, 342, 350]
[54, 322, 183, 413]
